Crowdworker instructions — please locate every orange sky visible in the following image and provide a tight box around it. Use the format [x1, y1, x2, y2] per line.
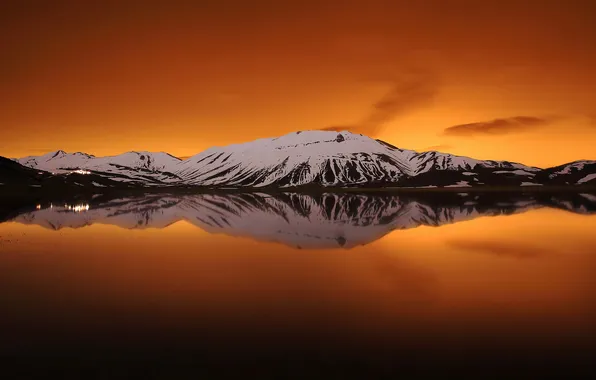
[1, 0, 595, 167]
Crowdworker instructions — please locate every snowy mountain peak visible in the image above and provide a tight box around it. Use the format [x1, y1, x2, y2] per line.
[173, 130, 548, 188]
[42, 150, 67, 160]
[126, 151, 182, 161]
[187, 130, 383, 159]
[72, 151, 95, 158]
[176, 130, 412, 187]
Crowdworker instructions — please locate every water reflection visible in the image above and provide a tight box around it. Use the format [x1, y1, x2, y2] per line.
[2, 191, 595, 249]
[1, 192, 596, 377]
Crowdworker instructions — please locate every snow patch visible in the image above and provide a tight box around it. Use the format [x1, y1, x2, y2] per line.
[494, 170, 535, 176]
[580, 193, 596, 202]
[556, 162, 586, 175]
[578, 173, 596, 184]
[445, 181, 471, 188]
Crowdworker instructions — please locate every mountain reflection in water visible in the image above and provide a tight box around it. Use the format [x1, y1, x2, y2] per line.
[3, 191, 595, 249]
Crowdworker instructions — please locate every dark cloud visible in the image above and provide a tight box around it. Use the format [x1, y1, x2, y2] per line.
[444, 116, 552, 137]
[322, 69, 440, 136]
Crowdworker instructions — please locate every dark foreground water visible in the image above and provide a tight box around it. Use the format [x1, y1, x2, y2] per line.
[1, 192, 595, 378]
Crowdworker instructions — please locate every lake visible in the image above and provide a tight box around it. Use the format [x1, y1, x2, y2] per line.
[1, 192, 595, 378]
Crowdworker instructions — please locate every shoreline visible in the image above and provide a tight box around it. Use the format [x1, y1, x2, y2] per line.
[0, 184, 595, 200]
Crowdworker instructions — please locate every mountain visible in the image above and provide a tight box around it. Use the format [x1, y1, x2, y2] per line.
[538, 160, 596, 186]
[0, 156, 47, 185]
[16, 150, 182, 185]
[0, 156, 135, 194]
[3, 192, 595, 249]
[7, 130, 596, 189]
[173, 131, 590, 188]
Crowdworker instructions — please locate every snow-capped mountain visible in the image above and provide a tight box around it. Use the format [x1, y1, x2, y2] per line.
[18, 150, 94, 170]
[176, 131, 407, 187]
[7, 130, 596, 188]
[4, 192, 594, 249]
[174, 131, 542, 188]
[17, 150, 182, 184]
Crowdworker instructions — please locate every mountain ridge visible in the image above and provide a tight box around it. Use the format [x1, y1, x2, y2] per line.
[4, 130, 596, 189]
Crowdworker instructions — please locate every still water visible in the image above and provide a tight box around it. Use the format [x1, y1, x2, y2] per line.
[1, 192, 595, 378]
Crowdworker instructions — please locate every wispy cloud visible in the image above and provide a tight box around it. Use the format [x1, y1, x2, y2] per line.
[447, 239, 554, 259]
[443, 116, 553, 137]
[323, 69, 440, 136]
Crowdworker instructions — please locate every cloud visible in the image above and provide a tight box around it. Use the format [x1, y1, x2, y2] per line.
[443, 116, 552, 137]
[447, 239, 555, 259]
[322, 69, 440, 136]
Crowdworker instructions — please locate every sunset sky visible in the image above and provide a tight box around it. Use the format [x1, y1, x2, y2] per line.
[1, 0, 595, 167]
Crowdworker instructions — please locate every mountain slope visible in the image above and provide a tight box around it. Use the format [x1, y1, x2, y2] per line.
[0, 156, 131, 193]
[538, 160, 596, 185]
